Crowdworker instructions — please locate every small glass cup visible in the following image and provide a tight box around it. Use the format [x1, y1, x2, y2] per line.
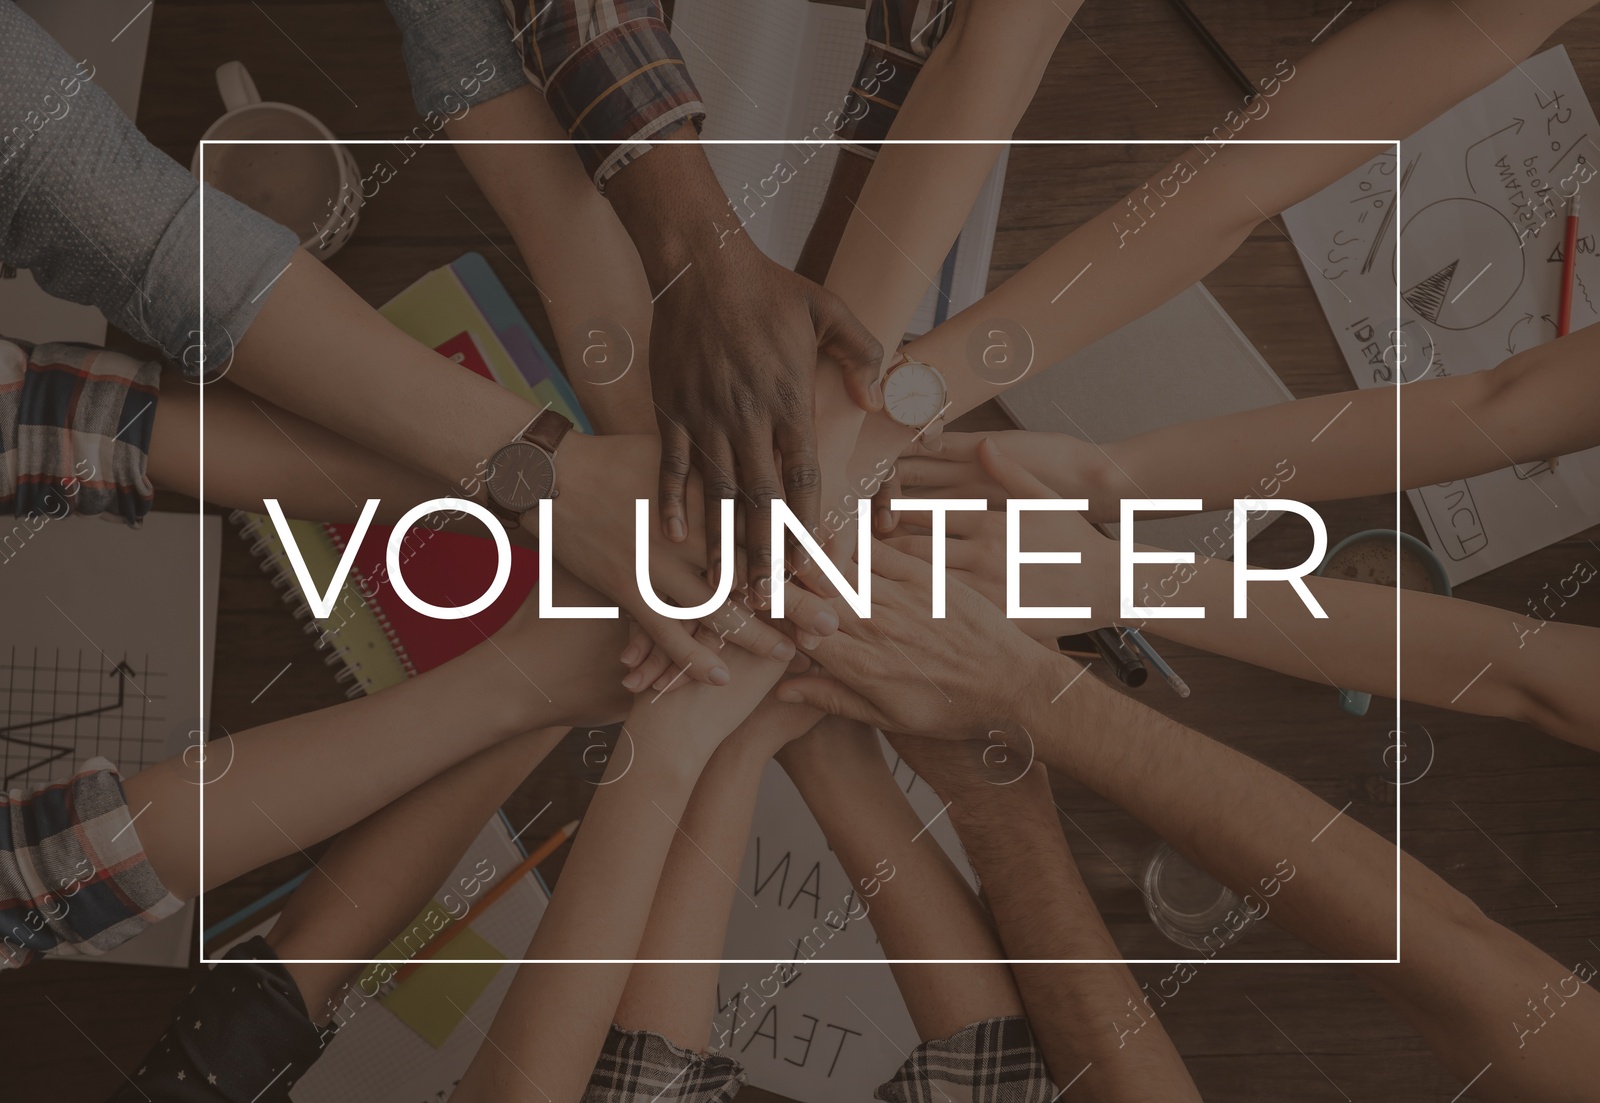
[1142, 842, 1253, 953]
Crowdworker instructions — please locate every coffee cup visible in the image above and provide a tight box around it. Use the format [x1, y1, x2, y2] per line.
[1315, 529, 1452, 716]
[191, 62, 363, 260]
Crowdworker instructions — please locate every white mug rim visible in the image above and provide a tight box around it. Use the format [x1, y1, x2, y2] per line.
[191, 100, 361, 254]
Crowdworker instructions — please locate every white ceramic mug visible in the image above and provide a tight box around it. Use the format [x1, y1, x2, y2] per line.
[191, 62, 363, 260]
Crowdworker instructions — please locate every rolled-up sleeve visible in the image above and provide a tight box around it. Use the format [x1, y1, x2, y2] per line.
[0, 756, 181, 970]
[384, 0, 528, 116]
[502, 0, 706, 188]
[838, 0, 955, 160]
[0, 0, 298, 376]
[0, 338, 158, 523]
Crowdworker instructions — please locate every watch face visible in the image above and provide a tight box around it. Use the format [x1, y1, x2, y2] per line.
[883, 360, 948, 428]
[487, 441, 555, 513]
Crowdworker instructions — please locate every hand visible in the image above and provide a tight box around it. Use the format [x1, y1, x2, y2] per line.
[775, 539, 1051, 740]
[719, 692, 831, 763]
[619, 581, 838, 695]
[538, 433, 839, 686]
[491, 570, 633, 727]
[873, 430, 1104, 532]
[624, 645, 791, 769]
[885, 439, 1119, 635]
[650, 246, 884, 601]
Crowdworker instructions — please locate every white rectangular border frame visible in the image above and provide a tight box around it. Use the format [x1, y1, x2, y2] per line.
[198, 137, 1404, 966]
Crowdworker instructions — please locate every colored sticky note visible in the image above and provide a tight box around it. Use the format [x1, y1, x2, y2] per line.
[378, 925, 505, 1048]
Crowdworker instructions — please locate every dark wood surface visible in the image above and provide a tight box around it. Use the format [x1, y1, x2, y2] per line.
[4, 2, 1598, 1101]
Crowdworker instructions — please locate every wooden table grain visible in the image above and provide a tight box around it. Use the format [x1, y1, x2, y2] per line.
[4, 3, 1597, 1101]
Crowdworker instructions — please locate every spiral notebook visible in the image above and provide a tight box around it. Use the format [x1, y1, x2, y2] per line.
[231, 253, 588, 696]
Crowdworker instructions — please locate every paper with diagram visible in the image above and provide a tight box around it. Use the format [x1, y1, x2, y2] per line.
[716, 737, 974, 1103]
[1283, 46, 1600, 584]
[0, 511, 218, 966]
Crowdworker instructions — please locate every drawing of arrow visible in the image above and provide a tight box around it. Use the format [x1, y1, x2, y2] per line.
[1465, 118, 1526, 193]
[2, 659, 135, 784]
[1506, 312, 1534, 351]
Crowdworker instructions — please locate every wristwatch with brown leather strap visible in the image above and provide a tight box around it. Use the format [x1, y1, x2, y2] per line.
[483, 408, 572, 530]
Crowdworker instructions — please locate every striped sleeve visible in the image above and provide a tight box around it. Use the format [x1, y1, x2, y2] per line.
[0, 338, 158, 525]
[502, 0, 706, 188]
[0, 757, 181, 969]
[838, 0, 956, 160]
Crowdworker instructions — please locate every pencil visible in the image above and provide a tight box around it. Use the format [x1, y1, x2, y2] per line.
[1165, 0, 1257, 100]
[1122, 628, 1191, 699]
[393, 818, 579, 983]
[1558, 192, 1581, 337]
[1546, 193, 1582, 471]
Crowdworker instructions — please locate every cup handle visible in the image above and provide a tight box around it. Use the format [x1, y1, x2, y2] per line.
[216, 62, 261, 112]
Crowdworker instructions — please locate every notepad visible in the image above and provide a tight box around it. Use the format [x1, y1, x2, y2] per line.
[378, 925, 505, 1049]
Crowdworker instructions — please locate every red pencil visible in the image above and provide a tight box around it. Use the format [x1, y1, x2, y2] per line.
[1558, 192, 1581, 337]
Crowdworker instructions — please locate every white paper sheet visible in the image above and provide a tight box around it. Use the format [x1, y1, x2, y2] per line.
[1283, 46, 1600, 584]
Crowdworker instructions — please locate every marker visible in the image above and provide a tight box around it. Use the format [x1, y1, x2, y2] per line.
[1089, 628, 1147, 688]
[1122, 628, 1191, 699]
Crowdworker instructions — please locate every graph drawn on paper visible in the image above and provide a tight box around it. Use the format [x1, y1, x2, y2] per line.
[0, 646, 168, 790]
[1283, 46, 1600, 584]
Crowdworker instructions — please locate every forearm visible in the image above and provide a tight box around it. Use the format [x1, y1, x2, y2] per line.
[227, 251, 535, 497]
[455, 738, 701, 1102]
[1112, 553, 1600, 748]
[898, 0, 1590, 425]
[1094, 326, 1600, 517]
[128, 641, 537, 900]
[948, 778, 1200, 1100]
[1018, 661, 1600, 1101]
[813, 1, 1075, 470]
[1354, 854, 1600, 1102]
[446, 88, 657, 435]
[611, 726, 783, 1051]
[825, 0, 1073, 354]
[794, 151, 873, 285]
[603, 128, 733, 292]
[269, 726, 564, 1023]
[1014, 649, 1397, 961]
[780, 723, 1023, 1041]
[456, 648, 781, 1102]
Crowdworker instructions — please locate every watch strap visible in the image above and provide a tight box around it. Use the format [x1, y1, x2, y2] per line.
[522, 408, 572, 454]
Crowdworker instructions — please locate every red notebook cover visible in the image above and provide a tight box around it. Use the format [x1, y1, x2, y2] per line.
[323, 331, 538, 676]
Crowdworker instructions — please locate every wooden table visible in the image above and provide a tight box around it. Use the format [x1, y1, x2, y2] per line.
[4, 2, 1597, 1101]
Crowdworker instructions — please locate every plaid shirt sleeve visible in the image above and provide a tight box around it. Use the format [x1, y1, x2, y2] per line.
[500, 0, 706, 188]
[838, 0, 956, 160]
[876, 1016, 1058, 1103]
[0, 338, 158, 525]
[583, 1025, 746, 1103]
[0, 756, 182, 969]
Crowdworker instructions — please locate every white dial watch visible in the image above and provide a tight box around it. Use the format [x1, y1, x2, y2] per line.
[881, 357, 949, 442]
